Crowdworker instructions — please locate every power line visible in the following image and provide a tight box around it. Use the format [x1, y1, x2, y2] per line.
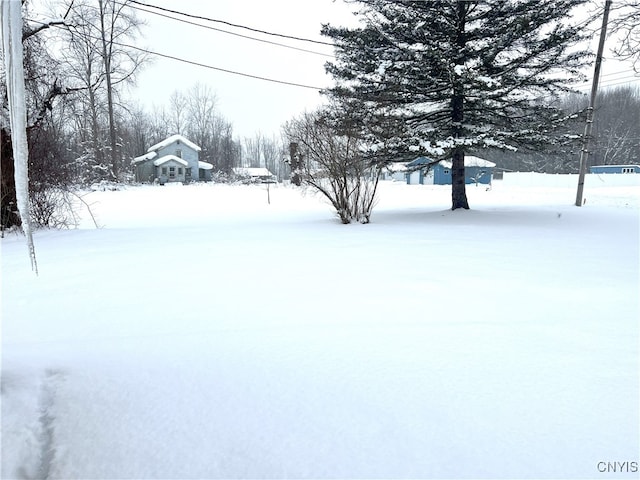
[599, 69, 638, 79]
[46, 22, 325, 90]
[128, 0, 335, 47]
[27, 18, 326, 90]
[129, 43, 325, 90]
[119, 1, 334, 58]
[574, 74, 640, 89]
[600, 78, 640, 88]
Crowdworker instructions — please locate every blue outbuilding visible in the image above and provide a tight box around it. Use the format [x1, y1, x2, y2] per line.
[590, 165, 640, 174]
[407, 156, 496, 185]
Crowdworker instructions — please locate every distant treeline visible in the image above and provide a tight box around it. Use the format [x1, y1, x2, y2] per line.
[484, 86, 640, 173]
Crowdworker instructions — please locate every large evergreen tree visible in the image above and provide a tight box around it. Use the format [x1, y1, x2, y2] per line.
[322, 0, 592, 209]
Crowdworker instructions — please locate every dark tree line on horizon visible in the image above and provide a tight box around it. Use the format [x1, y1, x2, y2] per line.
[483, 86, 640, 174]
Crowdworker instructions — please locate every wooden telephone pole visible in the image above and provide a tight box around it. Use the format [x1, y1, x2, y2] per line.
[576, 0, 612, 206]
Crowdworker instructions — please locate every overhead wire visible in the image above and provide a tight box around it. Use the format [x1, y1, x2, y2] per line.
[118, 1, 334, 58]
[26, 17, 326, 90]
[574, 68, 640, 90]
[28, 3, 640, 94]
[117, 40, 326, 90]
[128, 0, 335, 47]
[42, 0, 336, 90]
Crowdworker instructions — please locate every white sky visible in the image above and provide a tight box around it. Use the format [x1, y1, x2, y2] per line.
[126, 0, 358, 139]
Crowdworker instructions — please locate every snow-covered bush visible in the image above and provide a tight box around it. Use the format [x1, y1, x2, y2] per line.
[284, 110, 379, 224]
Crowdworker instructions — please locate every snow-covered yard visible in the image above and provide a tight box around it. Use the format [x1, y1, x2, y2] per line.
[2, 180, 638, 479]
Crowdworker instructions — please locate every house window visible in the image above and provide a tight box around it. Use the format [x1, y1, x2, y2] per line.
[176, 149, 182, 158]
[178, 167, 183, 175]
[622, 167, 635, 174]
[186, 167, 192, 177]
[161, 167, 167, 175]
[169, 166, 176, 178]
[443, 169, 450, 174]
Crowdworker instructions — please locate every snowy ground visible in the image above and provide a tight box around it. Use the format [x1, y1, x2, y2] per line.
[2, 180, 639, 479]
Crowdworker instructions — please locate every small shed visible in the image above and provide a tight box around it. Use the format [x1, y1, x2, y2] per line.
[590, 165, 640, 174]
[233, 167, 276, 183]
[407, 155, 496, 185]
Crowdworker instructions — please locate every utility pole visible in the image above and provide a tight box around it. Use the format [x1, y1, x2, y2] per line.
[576, 0, 612, 207]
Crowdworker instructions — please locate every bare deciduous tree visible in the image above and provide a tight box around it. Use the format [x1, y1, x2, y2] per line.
[56, 0, 146, 180]
[168, 90, 188, 135]
[243, 133, 264, 168]
[149, 104, 170, 142]
[185, 83, 220, 168]
[96, 0, 146, 179]
[608, 0, 640, 71]
[480, 86, 640, 172]
[2, 0, 79, 229]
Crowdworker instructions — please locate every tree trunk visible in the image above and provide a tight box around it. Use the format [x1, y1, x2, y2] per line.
[451, 0, 469, 210]
[99, 0, 119, 180]
[451, 146, 469, 209]
[1, 129, 20, 228]
[289, 142, 301, 186]
[87, 86, 104, 169]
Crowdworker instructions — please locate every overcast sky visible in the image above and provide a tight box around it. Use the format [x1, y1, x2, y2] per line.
[76, 0, 640, 140]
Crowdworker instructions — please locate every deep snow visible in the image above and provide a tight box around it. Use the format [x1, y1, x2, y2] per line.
[2, 180, 639, 479]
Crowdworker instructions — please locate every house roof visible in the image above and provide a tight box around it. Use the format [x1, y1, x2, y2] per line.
[409, 156, 496, 169]
[148, 134, 201, 153]
[199, 161, 213, 170]
[451, 155, 496, 168]
[591, 164, 640, 168]
[153, 155, 189, 167]
[406, 157, 438, 167]
[384, 162, 408, 172]
[233, 167, 274, 177]
[132, 151, 157, 164]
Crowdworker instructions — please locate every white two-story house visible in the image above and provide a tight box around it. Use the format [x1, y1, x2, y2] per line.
[133, 134, 213, 184]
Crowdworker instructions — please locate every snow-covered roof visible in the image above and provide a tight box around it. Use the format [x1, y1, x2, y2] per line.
[148, 134, 201, 153]
[198, 161, 213, 170]
[132, 151, 157, 164]
[438, 156, 496, 169]
[384, 162, 408, 172]
[153, 155, 188, 167]
[465, 156, 495, 168]
[233, 167, 274, 177]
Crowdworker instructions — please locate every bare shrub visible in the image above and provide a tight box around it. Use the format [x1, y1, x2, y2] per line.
[284, 111, 379, 224]
[29, 185, 79, 228]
